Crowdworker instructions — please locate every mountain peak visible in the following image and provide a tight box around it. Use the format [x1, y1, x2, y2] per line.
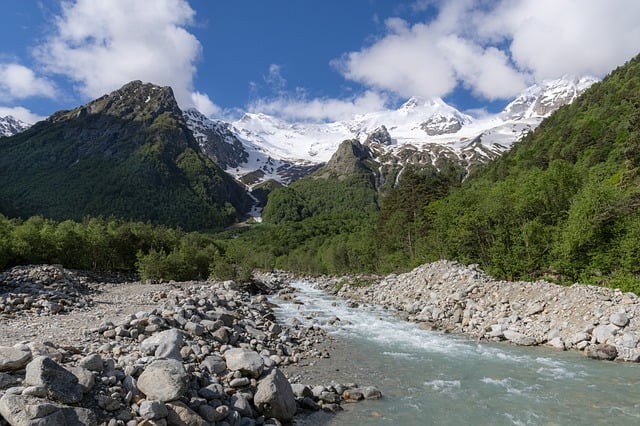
[0, 115, 31, 137]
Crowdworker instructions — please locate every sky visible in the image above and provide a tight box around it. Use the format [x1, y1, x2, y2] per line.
[0, 0, 639, 124]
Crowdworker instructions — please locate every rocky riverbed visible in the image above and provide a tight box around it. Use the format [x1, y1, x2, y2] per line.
[303, 260, 640, 363]
[0, 265, 381, 426]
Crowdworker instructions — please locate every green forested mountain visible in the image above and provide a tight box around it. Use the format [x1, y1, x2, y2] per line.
[0, 81, 251, 230]
[414, 53, 640, 290]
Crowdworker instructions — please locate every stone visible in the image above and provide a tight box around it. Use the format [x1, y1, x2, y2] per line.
[67, 365, 95, 392]
[503, 330, 536, 346]
[184, 321, 204, 336]
[223, 348, 264, 378]
[592, 324, 618, 344]
[361, 386, 383, 400]
[79, 353, 104, 372]
[24, 356, 83, 404]
[342, 389, 364, 401]
[230, 394, 253, 417]
[610, 312, 629, 327]
[139, 400, 169, 420]
[547, 337, 566, 350]
[230, 377, 250, 387]
[200, 355, 226, 375]
[254, 369, 296, 422]
[137, 359, 189, 402]
[0, 372, 21, 389]
[165, 401, 210, 426]
[290, 383, 313, 398]
[586, 344, 618, 361]
[0, 393, 97, 426]
[140, 328, 186, 361]
[0, 345, 32, 372]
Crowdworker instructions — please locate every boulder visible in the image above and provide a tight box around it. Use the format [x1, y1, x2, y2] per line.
[138, 359, 189, 402]
[140, 328, 185, 360]
[592, 324, 618, 344]
[503, 330, 536, 346]
[223, 348, 264, 378]
[78, 353, 104, 372]
[24, 356, 84, 404]
[610, 313, 629, 327]
[165, 401, 210, 426]
[200, 355, 226, 375]
[586, 344, 618, 361]
[0, 345, 32, 371]
[254, 368, 296, 422]
[0, 393, 97, 426]
[139, 399, 169, 420]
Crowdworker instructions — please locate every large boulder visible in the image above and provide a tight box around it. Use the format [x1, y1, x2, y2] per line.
[0, 345, 32, 372]
[592, 324, 618, 344]
[24, 356, 84, 404]
[137, 359, 189, 402]
[140, 328, 186, 360]
[0, 393, 97, 426]
[254, 368, 296, 422]
[223, 348, 264, 378]
[586, 344, 618, 361]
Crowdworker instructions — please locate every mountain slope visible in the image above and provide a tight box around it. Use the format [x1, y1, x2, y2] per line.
[0, 81, 251, 230]
[415, 54, 640, 290]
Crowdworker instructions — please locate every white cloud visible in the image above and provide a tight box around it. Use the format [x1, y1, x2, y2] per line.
[479, 0, 640, 80]
[265, 64, 287, 92]
[34, 0, 206, 110]
[0, 63, 56, 100]
[191, 91, 221, 117]
[248, 90, 389, 122]
[335, 0, 640, 101]
[0, 106, 47, 124]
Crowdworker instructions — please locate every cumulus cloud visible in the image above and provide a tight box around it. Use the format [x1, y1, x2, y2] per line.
[34, 0, 219, 112]
[335, 0, 640, 101]
[0, 106, 47, 124]
[191, 91, 221, 117]
[0, 63, 56, 100]
[248, 90, 389, 122]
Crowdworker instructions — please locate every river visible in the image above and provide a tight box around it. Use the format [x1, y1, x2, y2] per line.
[272, 281, 640, 425]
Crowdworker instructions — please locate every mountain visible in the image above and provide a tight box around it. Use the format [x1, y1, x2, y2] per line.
[187, 76, 597, 186]
[0, 81, 251, 230]
[0, 115, 31, 137]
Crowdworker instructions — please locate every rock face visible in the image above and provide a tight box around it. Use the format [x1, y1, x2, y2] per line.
[325, 260, 640, 362]
[254, 368, 297, 422]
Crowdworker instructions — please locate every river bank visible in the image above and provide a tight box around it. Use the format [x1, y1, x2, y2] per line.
[0, 265, 380, 426]
[287, 260, 640, 363]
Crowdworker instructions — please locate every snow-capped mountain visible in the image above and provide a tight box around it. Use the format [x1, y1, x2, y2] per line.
[0, 115, 31, 137]
[186, 75, 597, 186]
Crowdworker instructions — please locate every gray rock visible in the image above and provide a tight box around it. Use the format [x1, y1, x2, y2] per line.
[165, 400, 210, 426]
[586, 344, 618, 361]
[24, 356, 83, 404]
[610, 312, 629, 327]
[223, 348, 264, 378]
[547, 337, 566, 350]
[0, 345, 32, 372]
[67, 365, 95, 393]
[200, 355, 226, 375]
[503, 330, 536, 346]
[0, 393, 97, 426]
[592, 324, 618, 344]
[184, 321, 204, 336]
[137, 359, 188, 402]
[0, 372, 21, 389]
[254, 369, 296, 422]
[361, 386, 383, 400]
[78, 353, 104, 372]
[139, 399, 169, 420]
[229, 377, 250, 387]
[290, 383, 312, 398]
[140, 328, 186, 360]
[230, 394, 253, 417]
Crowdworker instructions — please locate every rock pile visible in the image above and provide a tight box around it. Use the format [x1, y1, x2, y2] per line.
[0, 271, 381, 425]
[323, 260, 640, 362]
[0, 265, 95, 315]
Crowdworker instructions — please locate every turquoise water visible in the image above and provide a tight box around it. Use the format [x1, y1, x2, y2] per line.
[273, 282, 640, 425]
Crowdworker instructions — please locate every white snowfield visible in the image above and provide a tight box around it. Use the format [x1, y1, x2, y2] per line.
[185, 75, 597, 185]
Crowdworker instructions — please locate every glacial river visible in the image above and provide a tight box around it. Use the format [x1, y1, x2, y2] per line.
[272, 281, 640, 425]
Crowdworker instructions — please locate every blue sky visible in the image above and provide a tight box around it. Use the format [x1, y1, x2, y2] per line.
[1, 0, 639, 123]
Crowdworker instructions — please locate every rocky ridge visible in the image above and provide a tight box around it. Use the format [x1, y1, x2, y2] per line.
[312, 260, 640, 362]
[0, 266, 381, 426]
[0, 116, 31, 138]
